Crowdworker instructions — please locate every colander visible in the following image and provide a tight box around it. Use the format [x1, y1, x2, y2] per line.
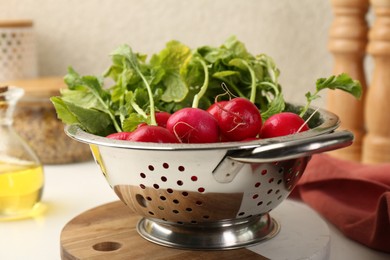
[65, 106, 353, 250]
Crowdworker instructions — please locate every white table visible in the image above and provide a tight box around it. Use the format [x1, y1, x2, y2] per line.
[1, 161, 389, 260]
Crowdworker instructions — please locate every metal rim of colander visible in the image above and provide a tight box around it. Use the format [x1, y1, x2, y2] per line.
[65, 104, 340, 151]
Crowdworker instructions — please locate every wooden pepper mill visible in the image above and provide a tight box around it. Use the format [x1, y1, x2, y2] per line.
[362, 0, 390, 163]
[327, 0, 369, 162]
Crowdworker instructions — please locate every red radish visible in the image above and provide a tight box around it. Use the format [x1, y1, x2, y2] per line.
[127, 125, 179, 143]
[106, 131, 133, 140]
[260, 112, 309, 138]
[207, 101, 229, 142]
[155, 112, 171, 128]
[207, 100, 228, 118]
[216, 97, 262, 141]
[137, 122, 148, 129]
[166, 107, 219, 143]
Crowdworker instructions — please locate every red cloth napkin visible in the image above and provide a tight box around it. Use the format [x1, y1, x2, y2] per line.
[289, 154, 390, 253]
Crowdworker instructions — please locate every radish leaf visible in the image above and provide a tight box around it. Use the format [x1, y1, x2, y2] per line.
[300, 73, 362, 117]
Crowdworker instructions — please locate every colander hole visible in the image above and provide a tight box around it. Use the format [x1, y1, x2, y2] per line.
[198, 187, 205, 193]
[295, 171, 300, 176]
[160, 196, 166, 201]
[278, 195, 283, 200]
[173, 199, 179, 204]
[153, 184, 160, 189]
[252, 194, 259, 199]
[182, 191, 188, 196]
[191, 221, 197, 224]
[161, 176, 167, 182]
[238, 212, 245, 216]
[178, 166, 185, 172]
[191, 176, 198, 181]
[203, 215, 210, 219]
[275, 189, 280, 194]
[140, 184, 146, 189]
[148, 211, 155, 215]
[162, 218, 167, 221]
[196, 201, 203, 206]
[288, 168, 293, 174]
[278, 168, 284, 173]
[246, 215, 253, 218]
[186, 208, 192, 212]
[148, 165, 154, 171]
[255, 182, 261, 187]
[167, 188, 173, 193]
[261, 169, 267, 175]
[267, 189, 273, 194]
[277, 179, 282, 185]
[163, 163, 169, 169]
[257, 201, 263, 206]
[158, 206, 164, 210]
[268, 178, 274, 183]
[146, 196, 152, 201]
[140, 173, 146, 178]
[177, 221, 183, 224]
[267, 201, 272, 206]
[135, 194, 147, 208]
[173, 210, 179, 214]
[177, 180, 183, 186]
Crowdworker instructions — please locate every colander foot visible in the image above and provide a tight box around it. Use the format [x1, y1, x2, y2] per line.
[136, 214, 280, 250]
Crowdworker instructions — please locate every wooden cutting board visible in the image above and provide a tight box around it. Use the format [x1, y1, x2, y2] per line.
[60, 201, 268, 260]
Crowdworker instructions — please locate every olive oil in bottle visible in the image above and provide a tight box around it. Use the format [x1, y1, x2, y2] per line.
[0, 160, 43, 217]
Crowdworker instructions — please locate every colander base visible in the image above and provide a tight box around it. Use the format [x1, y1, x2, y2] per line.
[136, 214, 280, 250]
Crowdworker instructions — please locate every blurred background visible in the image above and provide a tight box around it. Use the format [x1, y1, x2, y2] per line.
[0, 0, 342, 107]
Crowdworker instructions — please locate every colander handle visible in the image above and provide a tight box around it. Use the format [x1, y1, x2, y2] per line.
[227, 130, 354, 163]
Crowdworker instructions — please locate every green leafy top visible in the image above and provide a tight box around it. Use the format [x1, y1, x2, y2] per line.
[299, 73, 362, 117]
[51, 36, 362, 137]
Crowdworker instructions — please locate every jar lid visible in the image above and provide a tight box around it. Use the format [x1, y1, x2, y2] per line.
[0, 20, 33, 28]
[1, 77, 66, 99]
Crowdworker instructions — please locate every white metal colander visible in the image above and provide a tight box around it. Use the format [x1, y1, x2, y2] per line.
[65, 106, 353, 250]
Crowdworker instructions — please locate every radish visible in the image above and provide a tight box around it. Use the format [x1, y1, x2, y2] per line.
[106, 131, 133, 140]
[260, 112, 309, 138]
[155, 112, 171, 128]
[215, 97, 262, 141]
[127, 125, 179, 143]
[206, 100, 228, 118]
[166, 107, 219, 143]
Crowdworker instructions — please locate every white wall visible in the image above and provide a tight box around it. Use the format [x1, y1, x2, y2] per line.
[1, 0, 335, 106]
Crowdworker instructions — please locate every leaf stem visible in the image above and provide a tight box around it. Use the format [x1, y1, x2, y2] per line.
[135, 67, 157, 125]
[127, 49, 157, 126]
[299, 90, 318, 118]
[192, 58, 209, 108]
[240, 59, 256, 103]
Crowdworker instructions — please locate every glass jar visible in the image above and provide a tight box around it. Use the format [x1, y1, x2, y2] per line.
[0, 86, 44, 220]
[10, 77, 92, 164]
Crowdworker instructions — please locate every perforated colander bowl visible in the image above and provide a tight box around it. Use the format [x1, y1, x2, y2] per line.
[65, 106, 353, 250]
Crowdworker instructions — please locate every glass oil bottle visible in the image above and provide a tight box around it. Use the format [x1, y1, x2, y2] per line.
[0, 86, 44, 220]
